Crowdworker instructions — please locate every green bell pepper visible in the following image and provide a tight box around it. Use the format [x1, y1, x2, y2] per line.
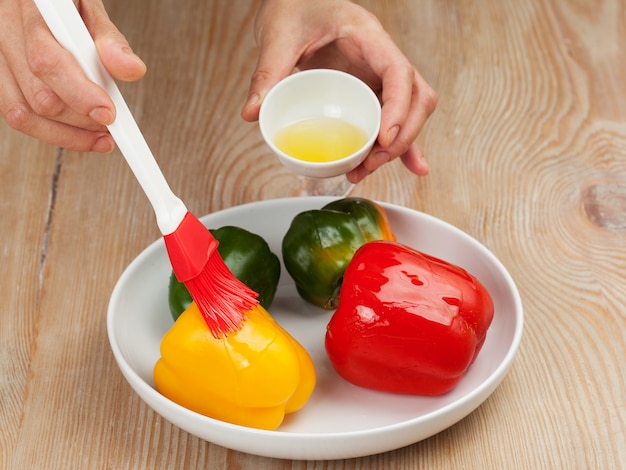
[168, 225, 281, 321]
[281, 197, 395, 309]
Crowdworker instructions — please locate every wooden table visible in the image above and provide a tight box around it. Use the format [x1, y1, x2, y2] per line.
[2, 0, 625, 468]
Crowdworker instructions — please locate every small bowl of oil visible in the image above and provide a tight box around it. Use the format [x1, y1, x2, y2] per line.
[259, 69, 381, 178]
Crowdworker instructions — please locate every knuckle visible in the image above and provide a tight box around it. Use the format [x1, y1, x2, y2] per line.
[3, 101, 33, 132]
[420, 86, 438, 114]
[23, 44, 69, 117]
[250, 68, 273, 86]
[29, 87, 64, 117]
[27, 50, 52, 78]
[26, 47, 65, 117]
[393, 135, 414, 155]
[26, 43, 61, 80]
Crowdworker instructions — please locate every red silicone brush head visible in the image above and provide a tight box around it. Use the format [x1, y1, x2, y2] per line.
[163, 212, 259, 337]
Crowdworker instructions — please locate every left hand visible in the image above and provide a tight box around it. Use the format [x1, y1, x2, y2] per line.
[242, 0, 437, 183]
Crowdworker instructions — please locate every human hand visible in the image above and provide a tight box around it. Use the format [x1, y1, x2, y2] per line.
[242, 0, 438, 183]
[0, 0, 146, 152]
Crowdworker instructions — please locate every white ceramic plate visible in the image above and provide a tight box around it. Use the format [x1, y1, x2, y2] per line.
[107, 197, 523, 460]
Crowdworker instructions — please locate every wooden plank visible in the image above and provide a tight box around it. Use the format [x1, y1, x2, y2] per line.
[0, 129, 57, 468]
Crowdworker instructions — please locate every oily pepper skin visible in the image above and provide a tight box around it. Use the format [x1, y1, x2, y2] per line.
[168, 225, 281, 320]
[154, 302, 316, 430]
[325, 240, 494, 396]
[282, 197, 395, 309]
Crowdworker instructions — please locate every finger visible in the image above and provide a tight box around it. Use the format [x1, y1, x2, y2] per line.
[346, 139, 428, 184]
[383, 70, 437, 158]
[0, 53, 114, 152]
[377, 61, 414, 148]
[345, 144, 386, 184]
[241, 29, 300, 122]
[79, 1, 147, 81]
[348, 23, 414, 148]
[350, 22, 437, 153]
[399, 143, 429, 176]
[346, 162, 369, 184]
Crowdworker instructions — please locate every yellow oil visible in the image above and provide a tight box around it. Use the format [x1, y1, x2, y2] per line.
[274, 117, 368, 163]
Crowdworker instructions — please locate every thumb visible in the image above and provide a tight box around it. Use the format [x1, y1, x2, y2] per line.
[241, 33, 299, 122]
[81, 1, 146, 82]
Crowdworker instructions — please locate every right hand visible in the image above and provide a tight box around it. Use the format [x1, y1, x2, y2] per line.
[0, 0, 146, 152]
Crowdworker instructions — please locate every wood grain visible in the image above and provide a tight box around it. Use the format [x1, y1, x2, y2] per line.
[1, 0, 625, 468]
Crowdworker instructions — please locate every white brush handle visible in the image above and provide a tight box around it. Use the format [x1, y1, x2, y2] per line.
[34, 0, 187, 235]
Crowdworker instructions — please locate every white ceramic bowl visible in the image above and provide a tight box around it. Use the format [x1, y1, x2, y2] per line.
[107, 197, 523, 460]
[259, 69, 381, 178]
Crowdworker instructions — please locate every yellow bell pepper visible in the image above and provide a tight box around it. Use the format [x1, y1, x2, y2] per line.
[154, 302, 316, 430]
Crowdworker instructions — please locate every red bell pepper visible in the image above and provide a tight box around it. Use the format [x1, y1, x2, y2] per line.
[325, 240, 494, 396]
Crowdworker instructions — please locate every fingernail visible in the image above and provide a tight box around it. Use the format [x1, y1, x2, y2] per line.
[121, 46, 146, 68]
[387, 125, 400, 144]
[244, 93, 260, 109]
[347, 166, 365, 184]
[89, 107, 114, 126]
[92, 135, 115, 153]
[346, 172, 357, 184]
